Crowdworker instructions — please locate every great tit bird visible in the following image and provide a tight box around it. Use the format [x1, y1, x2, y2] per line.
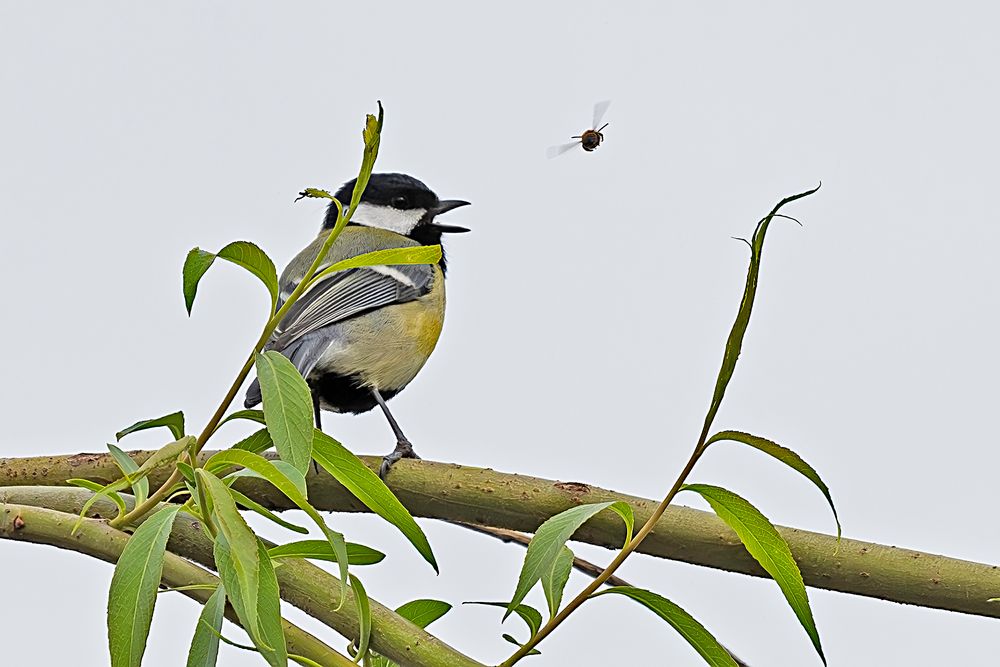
[244, 173, 470, 476]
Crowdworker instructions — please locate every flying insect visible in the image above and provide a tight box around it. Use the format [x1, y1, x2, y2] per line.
[546, 100, 611, 158]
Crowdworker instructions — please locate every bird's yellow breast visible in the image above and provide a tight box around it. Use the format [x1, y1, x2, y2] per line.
[327, 265, 446, 391]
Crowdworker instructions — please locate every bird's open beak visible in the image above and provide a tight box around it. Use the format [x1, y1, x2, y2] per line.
[430, 199, 471, 233]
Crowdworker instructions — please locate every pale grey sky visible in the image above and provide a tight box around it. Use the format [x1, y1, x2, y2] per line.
[2, 1, 998, 664]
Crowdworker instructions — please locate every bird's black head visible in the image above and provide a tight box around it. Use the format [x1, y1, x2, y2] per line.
[321, 173, 470, 248]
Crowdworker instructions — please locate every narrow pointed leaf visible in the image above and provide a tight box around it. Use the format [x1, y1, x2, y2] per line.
[267, 540, 385, 566]
[177, 461, 197, 484]
[217, 241, 279, 310]
[507, 500, 632, 616]
[468, 601, 542, 637]
[345, 102, 384, 219]
[295, 187, 335, 202]
[204, 449, 350, 603]
[186, 584, 226, 667]
[231, 428, 274, 454]
[394, 599, 452, 628]
[197, 470, 260, 643]
[107, 505, 181, 667]
[67, 479, 127, 517]
[256, 350, 313, 475]
[706, 430, 840, 538]
[108, 444, 149, 506]
[228, 487, 310, 535]
[593, 587, 738, 667]
[219, 409, 267, 429]
[311, 430, 436, 572]
[699, 185, 820, 436]
[349, 575, 372, 663]
[682, 483, 825, 663]
[253, 539, 288, 666]
[183, 248, 217, 315]
[540, 546, 574, 618]
[116, 411, 186, 441]
[130, 436, 195, 482]
[312, 246, 443, 283]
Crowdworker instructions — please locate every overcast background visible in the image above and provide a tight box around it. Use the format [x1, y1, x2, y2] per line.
[2, 2, 998, 665]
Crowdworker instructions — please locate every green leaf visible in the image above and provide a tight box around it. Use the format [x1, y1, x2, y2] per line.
[177, 461, 197, 484]
[682, 483, 825, 663]
[186, 584, 226, 667]
[311, 245, 443, 283]
[345, 102, 384, 220]
[267, 540, 385, 566]
[698, 185, 820, 437]
[295, 187, 336, 202]
[212, 536, 287, 665]
[183, 248, 217, 315]
[349, 575, 372, 663]
[256, 350, 314, 475]
[253, 539, 288, 666]
[219, 409, 267, 428]
[183, 243, 278, 314]
[129, 436, 195, 482]
[67, 478, 127, 517]
[507, 500, 632, 617]
[469, 601, 542, 648]
[540, 546, 574, 619]
[197, 470, 261, 644]
[501, 634, 540, 655]
[203, 449, 350, 604]
[228, 487, 310, 535]
[508, 604, 542, 637]
[107, 444, 149, 506]
[394, 599, 452, 628]
[706, 430, 841, 539]
[231, 428, 274, 454]
[217, 241, 279, 311]
[223, 460, 307, 500]
[593, 587, 738, 667]
[107, 505, 181, 667]
[311, 430, 437, 572]
[290, 656, 325, 667]
[116, 411, 186, 441]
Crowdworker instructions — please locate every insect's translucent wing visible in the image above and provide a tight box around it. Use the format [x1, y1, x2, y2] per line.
[592, 100, 612, 128]
[546, 141, 580, 159]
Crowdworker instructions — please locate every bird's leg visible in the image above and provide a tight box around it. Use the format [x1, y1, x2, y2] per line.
[311, 392, 322, 475]
[312, 392, 323, 430]
[372, 388, 420, 478]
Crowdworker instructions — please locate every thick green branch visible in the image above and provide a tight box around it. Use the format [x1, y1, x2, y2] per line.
[0, 502, 353, 667]
[3, 452, 999, 619]
[0, 486, 482, 667]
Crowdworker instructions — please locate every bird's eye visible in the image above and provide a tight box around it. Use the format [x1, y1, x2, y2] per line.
[390, 196, 408, 209]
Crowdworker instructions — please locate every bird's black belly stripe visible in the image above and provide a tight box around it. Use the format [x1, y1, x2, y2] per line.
[312, 372, 400, 415]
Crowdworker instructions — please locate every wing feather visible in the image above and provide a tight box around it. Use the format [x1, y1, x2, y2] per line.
[269, 263, 434, 352]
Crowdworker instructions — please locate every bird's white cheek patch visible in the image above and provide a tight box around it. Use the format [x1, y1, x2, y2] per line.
[353, 203, 425, 235]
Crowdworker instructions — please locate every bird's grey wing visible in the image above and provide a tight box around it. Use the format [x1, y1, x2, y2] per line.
[273, 262, 434, 347]
[243, 263, 434, 408]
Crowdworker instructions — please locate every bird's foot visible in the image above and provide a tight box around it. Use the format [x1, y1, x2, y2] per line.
[379, 439, 421, 479]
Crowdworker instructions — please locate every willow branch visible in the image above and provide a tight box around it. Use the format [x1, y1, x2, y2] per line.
[0, 486, 482, 667]
[0, 502, 353, 667]
[3, 452, 999, 619]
